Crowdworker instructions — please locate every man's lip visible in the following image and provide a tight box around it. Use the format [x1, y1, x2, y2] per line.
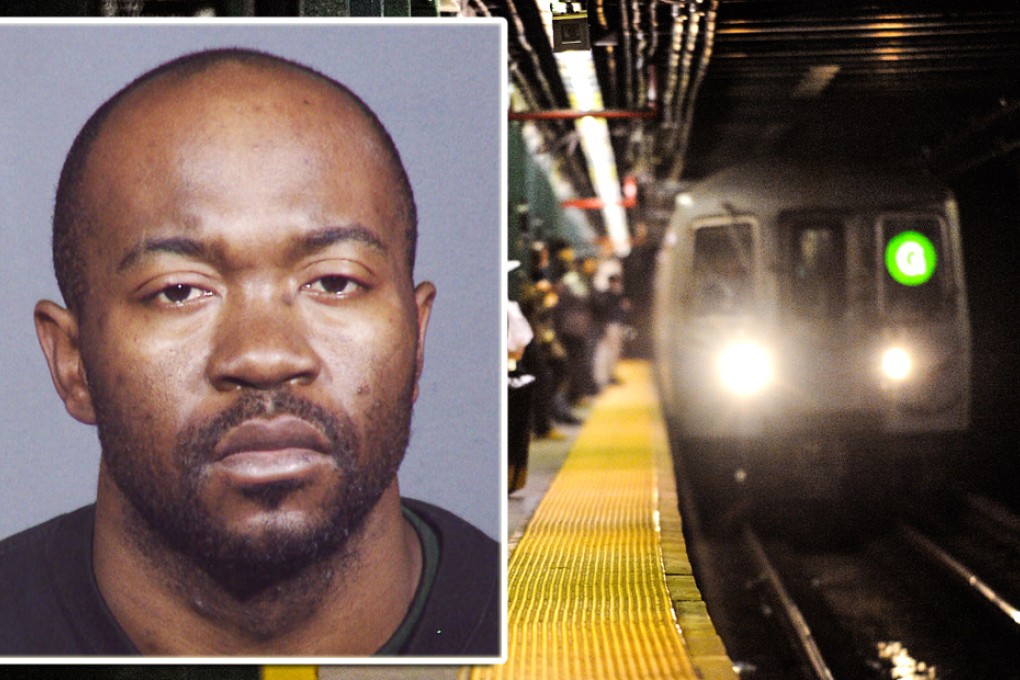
[213, 416, 332, 461]
[212, 449, 331, 481]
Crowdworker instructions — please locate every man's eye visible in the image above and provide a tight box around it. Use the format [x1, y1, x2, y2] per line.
[156, 284, 208, 305]
[306, 275, 363, 296]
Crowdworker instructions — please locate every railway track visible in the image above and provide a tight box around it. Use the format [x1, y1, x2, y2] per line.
[681, 488, 1020, 679]
[902, 494, 1020, 628]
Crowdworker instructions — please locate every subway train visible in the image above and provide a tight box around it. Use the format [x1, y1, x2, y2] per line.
[653, 162, 971, 509]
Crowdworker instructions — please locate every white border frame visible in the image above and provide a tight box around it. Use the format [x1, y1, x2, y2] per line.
[0, 17, 509, 666]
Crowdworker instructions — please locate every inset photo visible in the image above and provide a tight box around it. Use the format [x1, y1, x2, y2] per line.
[0, 19, 506, 662]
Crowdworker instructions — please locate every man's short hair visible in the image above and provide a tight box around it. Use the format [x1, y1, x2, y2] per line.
[52, 47, 418, 313]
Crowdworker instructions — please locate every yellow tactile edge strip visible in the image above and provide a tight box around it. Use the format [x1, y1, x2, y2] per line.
[263, 667, 318, 680]
[649, 370, 739, 680]
[465, 360, 736, 680]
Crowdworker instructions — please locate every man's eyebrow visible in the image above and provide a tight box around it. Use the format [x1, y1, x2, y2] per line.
[115, 226, 388, 272]
[296, 224, 388, 256]
[118, 237, 211, 272]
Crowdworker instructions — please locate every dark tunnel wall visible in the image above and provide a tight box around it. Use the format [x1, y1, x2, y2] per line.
[951, 159, 1020, 504]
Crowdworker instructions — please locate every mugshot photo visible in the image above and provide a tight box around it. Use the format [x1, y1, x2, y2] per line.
[0, 21, 505, 659]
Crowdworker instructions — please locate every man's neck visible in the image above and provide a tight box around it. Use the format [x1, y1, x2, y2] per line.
[92, 475, 423, 655]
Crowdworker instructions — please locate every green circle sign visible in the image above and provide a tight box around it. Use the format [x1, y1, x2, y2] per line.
[885, 231, 937, 286]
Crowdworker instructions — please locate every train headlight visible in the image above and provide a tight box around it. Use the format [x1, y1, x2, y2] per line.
[718, 341, 774, 396]
[881, 346, 913, 382]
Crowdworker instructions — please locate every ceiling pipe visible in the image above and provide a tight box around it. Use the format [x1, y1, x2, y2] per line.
[509, 105, 658, 120]
[592, 0, 619, 106]
[660, 1, 701, 160]
[631, 0, 653, 110]
[560, 196, 637, 209]
[620, 0, 634, 108]
[504, 0, 560, 109]
[669, 0, 718, 180]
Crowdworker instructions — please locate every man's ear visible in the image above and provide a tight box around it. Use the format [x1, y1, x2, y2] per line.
[34, 300, 97, 425]
[411, 282, 436, 403]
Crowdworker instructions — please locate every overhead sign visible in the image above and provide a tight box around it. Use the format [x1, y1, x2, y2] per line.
[885, 230, 937, 286]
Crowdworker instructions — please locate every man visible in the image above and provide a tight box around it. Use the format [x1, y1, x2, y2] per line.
[0, 47, 499, 657]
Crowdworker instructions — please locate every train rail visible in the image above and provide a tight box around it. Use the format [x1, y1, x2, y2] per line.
[681, 484, 1020, 679]
[903, 494, 1020, 629]
[742, 528, 834, 680]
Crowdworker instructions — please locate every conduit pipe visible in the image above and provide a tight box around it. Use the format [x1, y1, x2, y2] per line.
[509, 106, 658, 120]
[669, 0, 718, 179]
[560, 196, 637, 210]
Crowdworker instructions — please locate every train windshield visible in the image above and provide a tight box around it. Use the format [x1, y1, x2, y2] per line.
[879, 215, 947, 318]
[691, 222, 754, 315]
[782, 215, 846, 319]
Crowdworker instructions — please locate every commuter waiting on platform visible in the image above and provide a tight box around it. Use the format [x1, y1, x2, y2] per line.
[0, 47, 499, 657]
[552, 245, 599, 408]
[507, 266, 536, 492]
[593, 273, 632, 389]
[519, 241, 578, 437]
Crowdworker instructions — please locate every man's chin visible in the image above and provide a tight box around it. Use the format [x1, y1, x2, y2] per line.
[122, 481, 364, 600]
[184, 512, 353, 600]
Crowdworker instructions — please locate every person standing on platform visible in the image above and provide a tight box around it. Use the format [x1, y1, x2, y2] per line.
[508, 260, 537, 491]
[555, 249, 599, 405]
[593, 273, 631, 388]
[519, 242, 577, 433]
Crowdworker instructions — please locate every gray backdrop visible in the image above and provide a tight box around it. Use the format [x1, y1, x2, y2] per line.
[0, 21, 505, 541]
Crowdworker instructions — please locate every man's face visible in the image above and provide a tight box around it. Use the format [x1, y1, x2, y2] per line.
[67, 64, 433, 593]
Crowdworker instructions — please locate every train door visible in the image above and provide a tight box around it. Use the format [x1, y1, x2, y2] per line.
[770, 212, 878, 498]
[775, 211, 892, 430]
[673, 215, 763, 438]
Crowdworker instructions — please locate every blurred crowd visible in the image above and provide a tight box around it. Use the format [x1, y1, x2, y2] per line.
[507, 240, 633, 492]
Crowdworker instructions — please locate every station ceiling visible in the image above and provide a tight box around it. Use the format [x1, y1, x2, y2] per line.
[487, 0, 1020, 233]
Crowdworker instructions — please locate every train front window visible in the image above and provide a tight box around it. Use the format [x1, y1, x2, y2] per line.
[879, 215, 946, 318]
[782, 216, 846, 319]
[691, 223, 754, 315]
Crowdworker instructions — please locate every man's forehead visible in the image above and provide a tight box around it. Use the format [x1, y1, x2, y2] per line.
[81, 58, 401, 217]
[101, 58, 372, 140]
[86, 65, 401, 221]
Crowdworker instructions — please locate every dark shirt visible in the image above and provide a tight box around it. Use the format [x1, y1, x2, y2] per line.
[0, 498, 500, 657]
[593, 289, 628, 327]
[1, 0, 89, 15]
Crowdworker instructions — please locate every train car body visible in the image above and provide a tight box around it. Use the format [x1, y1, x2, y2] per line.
[654, 163, 971, 502]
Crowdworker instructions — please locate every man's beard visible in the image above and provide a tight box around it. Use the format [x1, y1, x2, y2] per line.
[93, 387, 413, 600]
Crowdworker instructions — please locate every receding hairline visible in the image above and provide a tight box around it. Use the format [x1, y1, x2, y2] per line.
[53, 48, 418, 313]
[109, 50, 374, 125]
[87, 53, 406, 197]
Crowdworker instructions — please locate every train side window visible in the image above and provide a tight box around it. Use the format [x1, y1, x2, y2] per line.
[878, 215, 947, 318]
[691, 223, 754, 315]
[781, 216, 846, 319]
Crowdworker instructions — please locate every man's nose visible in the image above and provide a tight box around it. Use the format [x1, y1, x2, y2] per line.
[206, 294, 320, 392]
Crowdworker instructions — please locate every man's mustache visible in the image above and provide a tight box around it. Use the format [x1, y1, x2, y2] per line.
[177, 390, 358, 467]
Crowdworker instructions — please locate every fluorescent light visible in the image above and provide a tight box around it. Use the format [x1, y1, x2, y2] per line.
[792, 65, 840, 99]
[555, 49, 631, 256]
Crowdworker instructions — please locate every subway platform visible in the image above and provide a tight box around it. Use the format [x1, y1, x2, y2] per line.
[308, 360, 736, 680]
